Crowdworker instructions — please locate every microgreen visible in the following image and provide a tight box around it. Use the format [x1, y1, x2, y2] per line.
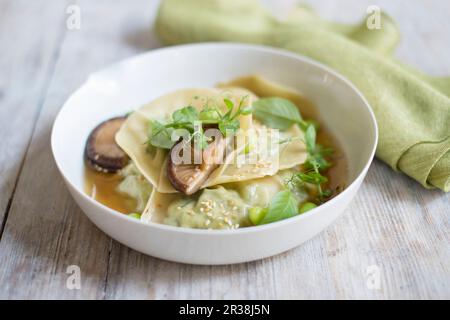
[146, 96, 251, 150]
[199, 106, 222, 123]
[148, 120, 175, 149]
[172, 106, 198, 124]
[218, 96, 251, 136]
[302, 124, 333, 202]
[223, 98, 234, 111]
[297, 171, 328, 185]
[305, 145, 333, 171]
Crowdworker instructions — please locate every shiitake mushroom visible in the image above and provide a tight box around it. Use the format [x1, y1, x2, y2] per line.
[85, 116, 129, 173]
[167, 134, 226, 195]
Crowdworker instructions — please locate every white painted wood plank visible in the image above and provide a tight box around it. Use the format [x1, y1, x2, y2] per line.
[324, 161, 449, 299]
[0, 0, 69, 231]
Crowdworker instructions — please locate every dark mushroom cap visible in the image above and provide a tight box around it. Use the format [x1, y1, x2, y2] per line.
[85, 116, 129, 173]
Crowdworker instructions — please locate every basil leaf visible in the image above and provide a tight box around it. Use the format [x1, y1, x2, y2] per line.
[253, 97, 303, 130]
[259, 190, 298, 225]
[172, 106, 198, 123]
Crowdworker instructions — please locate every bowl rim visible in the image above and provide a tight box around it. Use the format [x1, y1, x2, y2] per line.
[51, 42, 378, 236]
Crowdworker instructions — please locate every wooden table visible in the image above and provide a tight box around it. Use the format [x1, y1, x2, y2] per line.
[0, 0, 449, 299]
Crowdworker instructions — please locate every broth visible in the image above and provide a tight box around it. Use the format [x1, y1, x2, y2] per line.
[317, 126, 347, 194]
[84, 169, 137, 214]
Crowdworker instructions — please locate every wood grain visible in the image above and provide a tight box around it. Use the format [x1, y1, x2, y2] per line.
[0, 0, 448, 299]
[0, 0, 68, 234]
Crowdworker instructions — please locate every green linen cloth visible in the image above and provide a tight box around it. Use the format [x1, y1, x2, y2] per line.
[154, 0, 450, 192]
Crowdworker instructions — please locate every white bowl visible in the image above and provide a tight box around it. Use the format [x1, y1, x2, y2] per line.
[51, 43, 377, 265]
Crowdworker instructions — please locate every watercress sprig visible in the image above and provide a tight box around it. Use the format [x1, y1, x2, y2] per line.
[146, 96, 251, 150]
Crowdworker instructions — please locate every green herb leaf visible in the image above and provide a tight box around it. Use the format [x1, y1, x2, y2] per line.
[128, 213, 141, 219]
[172, 106, 198, 123]
[253, 97, 304, 130]
[193, 127, 210, 150]
[304, 119, 320, 131]
[240, 105, 252, 115]
[199, 106, 221, 123]
[223, 98, 234, 111]
[305, 144, 333, 171]
[306, 154, 331, 171]
[147, 95, 253, 151]
[299, 202, 317, 214]
[305, 124, 316, 153]
[321, 189, 333, 198]
[219, 118, 240, 136]
[148, 121, 175, 149]
[248, 207, 268, 225]
[259, 190, 298, 225]
[298, 171, 328, 185]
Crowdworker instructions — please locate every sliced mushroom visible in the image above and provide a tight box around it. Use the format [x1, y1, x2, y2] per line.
[85, 116, 129, 173]
[167, 134, 226, 195]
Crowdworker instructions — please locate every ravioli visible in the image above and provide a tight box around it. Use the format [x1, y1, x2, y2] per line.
[116, 87, 307, 195]
[141, 176, 285, 227]
[202, 123, 306, 186]
[116, 88, 255, 192]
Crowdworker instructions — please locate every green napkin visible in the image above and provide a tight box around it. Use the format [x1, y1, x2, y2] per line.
[155, 0, 450, 192]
